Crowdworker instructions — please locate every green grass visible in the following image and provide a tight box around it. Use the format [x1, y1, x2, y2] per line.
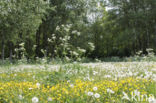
[0, 62, 156, 103]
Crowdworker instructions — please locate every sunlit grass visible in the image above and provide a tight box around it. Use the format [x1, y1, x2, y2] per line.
[0, 62, 156, 103]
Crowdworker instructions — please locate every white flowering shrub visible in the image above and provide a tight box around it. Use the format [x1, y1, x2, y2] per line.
[47, 24, 88, 61]
[14, 42, 27, 64]
[125, 48, 156, 62]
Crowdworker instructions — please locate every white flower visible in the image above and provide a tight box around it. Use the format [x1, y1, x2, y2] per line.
[33, 76, 35, 79]
[48, 38, 52, 42]
[93, 87, 98, 91]
[47, 97, 52, 101]
[122, 91, 130, 101]
[107, 88, 115, 94]
[29, 88, 33, 90]
[104, 75, 111, 78]
[36, 83, 40, 88]
[134, 90, 140, 96]
[77, 32, 81, 36]
[87, 92, 93, 96]
[72, 30, 77, 34]
[72, 51, 79, 56]
[32, 97, 39, 103]
[148, 95, 156, 103]
[93, 71, 98, 75]
[65, 28, 70, 32]
[94, 93, 100, 98]
[67, 80, 70, 83]
[91, 79, 94, 81]
[18, 95, 23, 100]
[73, 61, 77, 64]
[56, 26, 60, 31]
[69, 84, 74, 88]
[19, 42, 25, 46]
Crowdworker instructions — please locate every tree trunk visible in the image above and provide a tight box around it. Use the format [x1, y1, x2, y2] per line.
[142, 34, 147, 54]
[155, 25, 156, 49]
[9, 42, 13, 63]
[35, 25, 41, 57]
[138, 36, 142, 50]
[146, 28, 150, 48]
[42, 32, 48, 50]
[1, 34, 4, 63]
[18, 33, 23, 59]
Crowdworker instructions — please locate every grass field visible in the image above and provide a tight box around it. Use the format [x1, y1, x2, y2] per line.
[0, 62, 156, 103]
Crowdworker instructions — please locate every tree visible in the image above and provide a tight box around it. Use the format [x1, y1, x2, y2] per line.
[35, 0, 90, 58]
[102, 0, 156, 56]
[0, 0, 51, 62]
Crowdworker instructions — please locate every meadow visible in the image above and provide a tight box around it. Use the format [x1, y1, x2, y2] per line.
[0, 62, 156, 103]
[1, 0, 156, 103]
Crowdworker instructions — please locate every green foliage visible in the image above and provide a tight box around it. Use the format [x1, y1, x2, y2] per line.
[0, 0, 51, 61]
[47, 24, 88, 61]
[0, 0, 156, 61]
[46, 71, 72, 85]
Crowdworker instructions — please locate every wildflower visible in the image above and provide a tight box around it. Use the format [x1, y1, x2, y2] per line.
[56, 26, 60, 31]
[18, 95, 23, 100]
[33, 76, 35, 79]
[88, 42, 95, 51]
[122, 91, 130, 101]
[32, 97, 39, 103]
[29, 88, 33, 90]
[69, 84, 74, 88]
[36, 83, 40, 88]
[148, 95, 156, 103]
[72, 30, 77, 34]
[134, 90, 140, 96]
[67, 80, 70, 83]
[61, 24, 64, 27]
[94, 93, 100, 98]
[65, 28, 70, 32]
[73, 61, 77, 64]
[47, 97, 52, 101]
[93, 87, 98, 91]
[104, 75, 111, 78]
[72, 51, 79, 56]
[91, 79, 94, 81]
[87, 92, 93, 96]
[77, 32, 81, 36]
[19, 42, 25, 46]
[93, 71, 98, 75]
[107, 88, 115, 94]
[48, 38, 52, 42]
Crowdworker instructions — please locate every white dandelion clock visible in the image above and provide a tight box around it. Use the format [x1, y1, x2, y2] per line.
[47, 97, 52, 101]
[69, 84, 74, 88]
[87, 92, 93, 96]
[36, 83, 40, 88]
[32, 97, 39, 103]
[148, 95, 156, 103]
[94, 93, 100, 98]
[93, 87, 98, 91]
